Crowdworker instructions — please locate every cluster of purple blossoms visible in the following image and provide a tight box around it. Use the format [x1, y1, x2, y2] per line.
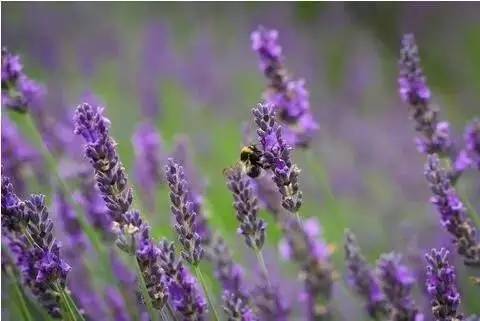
[424, 155, 480, 266]
[252, 282, 290, 321]
[344, 230, 389, 319]
[210, 236, 257, 321]
[425, 248, 462, 321]
[398, 34, 451, 156]
[252, 103, 302, 214]
[158, 239, 207, 321]
[225, 166, 266, 250]
[133, 121, 165, 211]
[73, 103, 133, 226]
[1, 47, 43, 112]
[281, 217, 334, 321]
[377, 253, 424, 321]
[165, 158, 204, 266]
[1, 176, 71, 318]
[251, 26, 319, 147]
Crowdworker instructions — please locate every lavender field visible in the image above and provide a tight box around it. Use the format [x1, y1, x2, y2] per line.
[1, 2, 480, 321]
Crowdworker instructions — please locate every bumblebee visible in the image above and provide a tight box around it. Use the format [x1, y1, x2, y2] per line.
[239, 144, 263, 178]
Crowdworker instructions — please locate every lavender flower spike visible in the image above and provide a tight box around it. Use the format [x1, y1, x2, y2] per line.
[425, 154, 480, 266]
[158, 239, 207, 321]
[398, 34, 451, 155]
[425, 248, 462, 321]
[223, 291, 257, 321]
[2, 47, 43, 112]
[377, 253, 423, 321]
[225, 166, 266, 250]
[1, 177, 71, 318]
[73, 103, 133, 226]
[344, 230, 389, 319]
[251, 26, 319, 147]
[252, 103, 302, 214]
[165, 158, 203, 266]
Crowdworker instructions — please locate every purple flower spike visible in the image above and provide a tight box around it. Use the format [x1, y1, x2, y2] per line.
[425, 248, 462, 321]
[344, 230, 389, 319]
[398, 34, 431, 106]
[251, 26, 319, 147]
[425, 155, 480, 266]
[165, 158, 204, 266]
[225, 166, 266, 250]
[73, 103, 133, 225]
[133, 122, 165, 211]
[158, 239, 207, 321]
[223, 291, 258, 321]
[105, 287, 130, 321]
[54, 190, 87, 253]
[252, 282, 290, 321]
[2, 47, 43, 112]
[281, 217, 333, 321]
[252, 103, 302, 214]
[378, 253, 423, 321]
[398, 34, 451, 156]
[136, 226, 169, 309]
[1, 177, 71, 318]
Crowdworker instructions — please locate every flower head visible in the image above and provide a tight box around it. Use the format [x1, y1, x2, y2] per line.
[252, 103, 302, 213]
[344, 230, 389, 319]
[165, 158, 204, 266]
[2, 47, 43, 112]
[425, 155, 480, 266]
[377, 253, 423, 321]
[251, 26, 318, 147]
[425, 248, 462, 321]
[225, 166, 266, 250]
[463, 118, 480, 170]
[398, 34, 431, 106]
[223, 291, 258, 321]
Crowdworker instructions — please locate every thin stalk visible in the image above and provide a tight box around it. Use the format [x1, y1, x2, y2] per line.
[8, 269, 34, 321]
[166, 303, 180, 321]
[134, 256, 158, 321]
[62, 288, 87, 321]
[193, 265, 220, 321]
[160, 308, 169, 321]
[254, 247, 271, 288]
[56, 285, 77, 321]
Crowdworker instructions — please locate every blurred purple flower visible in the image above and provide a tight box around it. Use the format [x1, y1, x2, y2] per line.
[225, 166, 266, 250]
[1, 117, 43, 197]
[105, 286, 131, 321]
[398, 34, 451, 156]
[54, 190, 87, 254]
[425, 248, 462, 321]
[2, 47, 43, 113]
[252, 281, 290, 321]
[251, 26, 319, 147]
[460, 119, 480, 171]
[281, 217, 333, 320]
[252, 103, 302, 214]
[133, 121, 165, 212]
[223, 291, 258, 321]
[425, 155, 480, 266]
[378, 253, 423, 321]
[165, 158, 204, 266]
[344, 230, 389, 319]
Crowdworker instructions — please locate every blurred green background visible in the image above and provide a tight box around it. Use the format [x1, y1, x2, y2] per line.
[2, 2, 480, 318]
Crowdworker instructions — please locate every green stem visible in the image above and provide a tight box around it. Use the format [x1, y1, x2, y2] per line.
[9, 269, 34, 321]
[254, 247, 271, 288]
[56, 285, 77, 321]
[166, 303, 180, 321]
[134, 256, 158, 321]
[63, 288, 86, 321]
[193, 265, 221, 321]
